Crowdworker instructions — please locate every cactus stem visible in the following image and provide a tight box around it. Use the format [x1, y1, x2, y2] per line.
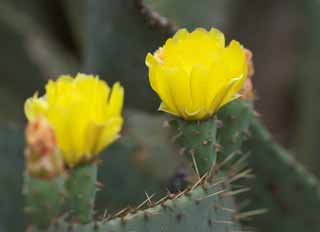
[65, 163, 97, 224]
[170, 117, 218, 176]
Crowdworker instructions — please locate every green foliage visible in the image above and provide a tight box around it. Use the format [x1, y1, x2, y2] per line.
[65, 164, 97, 224]
[24, 175, 65, 229]
[170, 117, 217, 176]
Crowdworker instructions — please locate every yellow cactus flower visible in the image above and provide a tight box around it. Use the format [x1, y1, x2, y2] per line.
[24, 73, 124, 167]
[146, 28, 248, 120]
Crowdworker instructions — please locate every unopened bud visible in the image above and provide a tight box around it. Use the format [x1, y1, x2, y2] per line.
[240, 48, 255, 100]
[26, 117, 56, 157]
[25, 117, 64, 178]
[244, 48, 254, 79]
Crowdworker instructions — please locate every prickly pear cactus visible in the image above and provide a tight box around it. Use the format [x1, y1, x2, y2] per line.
[41, 171, 243, 232]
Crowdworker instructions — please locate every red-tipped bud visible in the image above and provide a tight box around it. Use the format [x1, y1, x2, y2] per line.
[240, 48, 255, 100]
[25, 117, 64, 178]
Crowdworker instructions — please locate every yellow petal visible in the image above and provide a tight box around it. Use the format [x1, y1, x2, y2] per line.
[24, 93, 48, 120]
[209, 28, 225, 48]
[186, 65, 208, 117]
[95, 117, 123, 154]
[106, 82, 124, 117]
[158, 102, 179, 116]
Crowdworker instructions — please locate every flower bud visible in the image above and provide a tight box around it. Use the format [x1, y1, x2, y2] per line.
[25, 117, 64, 178]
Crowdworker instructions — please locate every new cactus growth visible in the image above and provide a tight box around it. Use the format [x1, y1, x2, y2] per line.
[23, 118, 65, 229]
[65, 164, 98, 224]
[24, 175, 65, 229]
[170, 118, 218, 176]
[217, 100, 253, 165]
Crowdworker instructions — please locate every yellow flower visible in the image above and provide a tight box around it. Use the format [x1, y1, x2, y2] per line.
[145, 28, 248, 120]
[25, 73, 124, 167]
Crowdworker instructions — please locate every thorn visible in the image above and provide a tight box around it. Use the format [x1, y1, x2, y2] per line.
[145, 192, 154, 207]
[216, 120, 224, 128]
[178, 147, 186, 156]
[216, 150, 242, 170]
[234, 208, 268, 220]
[171, 132, 183, 142]
[214, 143, 221, 152]
[173, 189, 188, 200]
[202, 140, 209, 145]
[222, 187, 251, 197]
[95, 181, 104, 189]
[190, 174, 207, 191]
[135, 193, 156, 211]
[113, 207, 130, 218]
[228, 169, 253, 184]
[162, 120, 170, 128]
[229, 152, 251, 171]
[154, 194, 169, 205]
[196, 189, 225, 201]
[191, 150, 200, 179]
[166, 189, 175, 199]
[209, 178, 228, 188]
[214, 203, 237, 213]
[212, 220, 235, 225]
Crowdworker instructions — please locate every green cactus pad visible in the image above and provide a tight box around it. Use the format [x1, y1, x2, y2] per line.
[37, 171, 244, 232]
[65, 163, 98, 224]
[243, 119, 320, 232]
[217, 100, 253, 164]
[170, 117, 218, 176]
[24, 175, 65, 229]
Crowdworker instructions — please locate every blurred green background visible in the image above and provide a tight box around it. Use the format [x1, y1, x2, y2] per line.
[1, 0, 320, 231]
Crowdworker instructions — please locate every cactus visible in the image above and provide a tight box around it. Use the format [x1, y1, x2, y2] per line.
[170, 118, 218, 176]
[35, 170, 244, 232]
[24, 175, 65, 229]
[2, 0, 320, 232]
[242, 118, 320, 232]
[217, 100, 254, 164]
[65, 164, 97, 223]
